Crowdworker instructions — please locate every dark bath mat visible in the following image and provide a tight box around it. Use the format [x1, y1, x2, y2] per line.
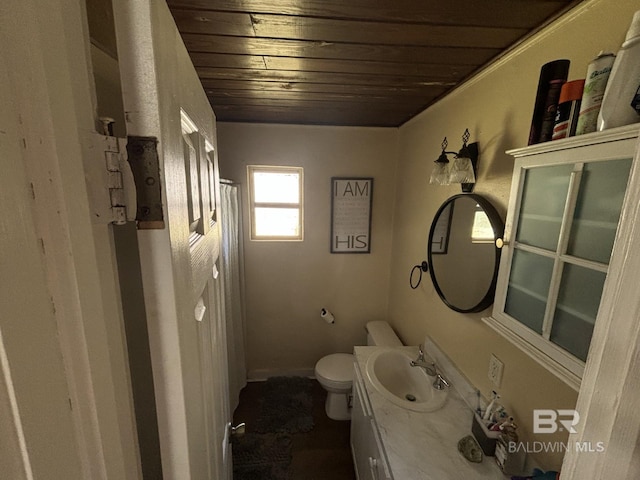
[233, 432, 291, 480]
[255, 376, 315, 434]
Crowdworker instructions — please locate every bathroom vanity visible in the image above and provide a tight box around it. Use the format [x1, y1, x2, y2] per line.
[351, 361, 390, 480]
[351, 345, 507, 480]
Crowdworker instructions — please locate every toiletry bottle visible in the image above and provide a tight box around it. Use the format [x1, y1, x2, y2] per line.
[552, 79, 585, 140]
[528, 60, 570, 145]
[538, 79, 565, 143]
[598, 10, 640, 130]
[576, 51, 615, 135]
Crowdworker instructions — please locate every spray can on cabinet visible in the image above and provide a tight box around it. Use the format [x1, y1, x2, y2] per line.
[552, 79, 585, 140]
[598, 10, 640, 130]
[575, 51, 615, 135]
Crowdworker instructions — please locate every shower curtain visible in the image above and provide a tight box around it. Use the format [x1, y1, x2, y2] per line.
[220, 182, 247, 411]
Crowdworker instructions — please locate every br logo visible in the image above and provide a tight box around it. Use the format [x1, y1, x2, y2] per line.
[533, 409, 580, 434]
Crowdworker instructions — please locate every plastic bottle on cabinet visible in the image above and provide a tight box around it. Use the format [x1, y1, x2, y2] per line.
[598, 10, 640, 131]
[576, 52, 615, 135]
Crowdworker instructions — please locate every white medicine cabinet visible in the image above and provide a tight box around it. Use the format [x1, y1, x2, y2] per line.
[484, 124, 640, 390]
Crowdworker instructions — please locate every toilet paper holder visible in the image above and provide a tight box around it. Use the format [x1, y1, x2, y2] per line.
[320, 308, 335, 324]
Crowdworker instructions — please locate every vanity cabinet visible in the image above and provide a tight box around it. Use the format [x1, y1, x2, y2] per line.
[484, 125, 639, 390]
[351, 363, 392, 480]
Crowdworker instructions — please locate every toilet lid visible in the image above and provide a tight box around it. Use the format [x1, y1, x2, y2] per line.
[315, 353, 353, 383]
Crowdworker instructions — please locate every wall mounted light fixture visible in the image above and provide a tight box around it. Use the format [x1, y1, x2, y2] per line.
[429, 129, 479, 193]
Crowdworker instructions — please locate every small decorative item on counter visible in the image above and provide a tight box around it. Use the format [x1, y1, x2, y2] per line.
[552, 79, 585, 140]
[598, 10, 640, 131]
[575, 51, 615, 135]
[528, 60, 570, 145]
[457, 435, 483, 463]
[511, 468, 560, 480]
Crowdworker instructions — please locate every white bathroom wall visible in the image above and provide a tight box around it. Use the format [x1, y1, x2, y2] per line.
[216, 123, 399, 378]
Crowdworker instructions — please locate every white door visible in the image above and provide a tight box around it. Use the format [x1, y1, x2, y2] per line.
[0, 42, 85, 480]
[1, 0, 142, 478]
[111, 1, 231, 479]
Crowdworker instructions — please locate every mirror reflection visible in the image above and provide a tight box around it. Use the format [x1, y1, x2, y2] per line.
[428, 194, 504, 313]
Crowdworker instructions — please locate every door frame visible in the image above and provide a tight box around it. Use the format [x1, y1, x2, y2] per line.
[1, 0, 141, 478]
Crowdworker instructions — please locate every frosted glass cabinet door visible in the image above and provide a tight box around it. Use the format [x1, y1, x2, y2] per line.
[567, 158, 632, 263]
[505, 250, 554, 334]
[516, 164, 573, 251]
[507, 163, 572, 333]
[550, 264, 607, 361]
[508, 159, 631, 340]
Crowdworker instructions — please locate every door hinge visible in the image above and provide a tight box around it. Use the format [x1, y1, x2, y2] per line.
[85, 132, 137, 225]
[126, 136, 165, 230]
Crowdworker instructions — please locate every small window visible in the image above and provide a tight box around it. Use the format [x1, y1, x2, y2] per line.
[471, 205, 494, 243]
[247, 166, 303, 241]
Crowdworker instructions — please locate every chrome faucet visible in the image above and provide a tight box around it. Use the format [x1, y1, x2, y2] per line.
[410, 344, 437, 376]
[433, 372, 450, 390]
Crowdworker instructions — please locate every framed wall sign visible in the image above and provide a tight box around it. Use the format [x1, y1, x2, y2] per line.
[331, 177, 373, 253]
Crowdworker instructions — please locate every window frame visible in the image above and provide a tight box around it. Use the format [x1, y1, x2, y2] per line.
[247, 165, 304, 241]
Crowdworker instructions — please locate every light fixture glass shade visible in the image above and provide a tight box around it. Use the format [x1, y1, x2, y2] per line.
[430, 160, 451, 185]
[448, 155, 476, 184]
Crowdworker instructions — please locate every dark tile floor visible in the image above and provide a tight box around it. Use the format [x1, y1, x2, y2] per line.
[233, 379, 356, 480]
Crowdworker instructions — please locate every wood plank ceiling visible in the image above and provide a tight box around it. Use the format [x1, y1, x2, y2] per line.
[167, 0, 582, 127]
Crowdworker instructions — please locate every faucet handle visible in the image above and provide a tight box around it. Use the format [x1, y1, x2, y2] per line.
[433, 373, 450, 390]
[417, 344, 425, 360]
[425, 362, 437, 377]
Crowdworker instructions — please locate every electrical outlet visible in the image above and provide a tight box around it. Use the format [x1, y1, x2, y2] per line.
[488, 354, 504, 387]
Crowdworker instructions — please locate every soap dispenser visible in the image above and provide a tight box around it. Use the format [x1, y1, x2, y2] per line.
[598, 10, 640, 130]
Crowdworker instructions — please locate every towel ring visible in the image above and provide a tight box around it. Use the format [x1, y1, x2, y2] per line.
[410, 261, 429, 289]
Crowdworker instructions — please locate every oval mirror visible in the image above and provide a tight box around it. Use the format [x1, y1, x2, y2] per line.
[427, 194, 504, 313]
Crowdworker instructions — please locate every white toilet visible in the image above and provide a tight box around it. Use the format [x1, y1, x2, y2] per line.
[314, 321, 403, 420]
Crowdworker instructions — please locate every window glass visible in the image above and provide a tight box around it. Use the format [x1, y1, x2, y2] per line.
[253, 171, 300, 204]
[254, 208, 300, 237]
[248, 166, 303, 241]
[471, 207, 494, 243]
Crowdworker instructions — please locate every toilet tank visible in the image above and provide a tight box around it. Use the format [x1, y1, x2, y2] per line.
[365, 321, 403, 346]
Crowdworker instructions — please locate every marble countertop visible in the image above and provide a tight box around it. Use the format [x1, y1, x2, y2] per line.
[354, 345, 508, 480]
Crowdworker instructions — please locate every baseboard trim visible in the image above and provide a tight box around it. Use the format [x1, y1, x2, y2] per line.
[247, 367, 315, 382]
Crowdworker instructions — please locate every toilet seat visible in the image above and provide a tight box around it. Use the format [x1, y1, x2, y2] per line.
[315, 353, 353, 390]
